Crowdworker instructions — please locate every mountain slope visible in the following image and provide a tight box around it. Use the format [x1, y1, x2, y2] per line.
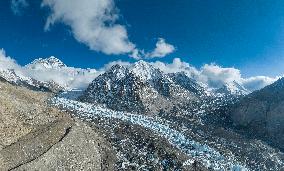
[0, 69, 63, 92]
[231, 77, 284, 150]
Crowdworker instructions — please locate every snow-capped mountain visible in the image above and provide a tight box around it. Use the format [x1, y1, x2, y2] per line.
[26, 56, 66, 69]
[167, 71, 208, 97]
[79, 60, 249, 116]
[214, 81, 249, 96]
[24, 56, 98, 90]
[51, 62, 284, 170]
[0, 56, 90, 92]
[79, 61, 203, 114]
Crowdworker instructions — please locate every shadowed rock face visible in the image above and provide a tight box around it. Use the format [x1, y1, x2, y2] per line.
[231, 77, 284, 150]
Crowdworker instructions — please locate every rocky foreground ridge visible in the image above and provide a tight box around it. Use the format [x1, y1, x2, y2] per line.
[0, 81, 115, 170]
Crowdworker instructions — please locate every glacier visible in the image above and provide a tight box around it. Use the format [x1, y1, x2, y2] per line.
[49, 95, 248, 171]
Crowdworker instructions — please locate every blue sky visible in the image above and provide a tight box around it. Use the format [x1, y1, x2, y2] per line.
[1, 0, 284, 77]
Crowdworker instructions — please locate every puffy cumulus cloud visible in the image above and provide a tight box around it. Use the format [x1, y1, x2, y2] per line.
[0, 49, 21, 70]
[200, 64, 242, 88]
[146, 38, 175, 58]
[241, 76, 278, 92]
[151, 58, 200, 78]
[42, 0, 136, 55]
[11, 0, 29, 15]
[10, 0, 175, 59]
[150, 58, 278, 91]
[129, 49, 143, 60]
[0, 49, 279, 91]
[129, 38, 175, 59]
[198, 64, 279, 91]
[24, 66, 99, 89]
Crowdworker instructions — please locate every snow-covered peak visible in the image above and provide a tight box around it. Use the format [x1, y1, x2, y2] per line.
[130, 60, 163, 81]
[26, 56, 66, 69]
[0, 69, 22, 83]
[106, 64, 128, 80]
[231, 81, 250, 94]
[168, 72, 208, 96]
[215, 81, 250, 96]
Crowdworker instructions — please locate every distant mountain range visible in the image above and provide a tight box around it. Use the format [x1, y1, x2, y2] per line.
[78, 60, 251, 116]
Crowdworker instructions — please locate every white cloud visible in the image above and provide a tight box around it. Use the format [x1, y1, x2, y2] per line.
[0, 49, 278, 91]
[41, 1, 175, 59]
[24, 66, 99, 89]
[11, 0, 175, 59]
[11, 0, 29, 15]
[200, 64, 242, 88]
[0, 49, 98, 89]
[151, 58, 199, 77]
[0, 49, 21, 70]
[197, 64, 279, 91]
[146, 38, 175, 58]
[241, 76, 278, 92]
[10, 0, 176, 59]
[129, 49, 144, 60]
[150, 58, 279, 91]
[42, 0, 136, 55]
[102, 60, 131, 71]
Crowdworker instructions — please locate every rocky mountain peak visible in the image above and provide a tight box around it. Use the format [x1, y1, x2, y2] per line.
[215, 81, 249, 96]
[106, 64, 128, 80]
[130, 60, 163, 82]
[79, 61, 203, 114]
[168, 72, 207, 96]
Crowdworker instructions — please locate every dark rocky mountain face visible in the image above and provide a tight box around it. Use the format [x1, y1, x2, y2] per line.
[230, 77, 284, 150]
[167, 72, 207, 97]
[79, 60, 251, 120]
